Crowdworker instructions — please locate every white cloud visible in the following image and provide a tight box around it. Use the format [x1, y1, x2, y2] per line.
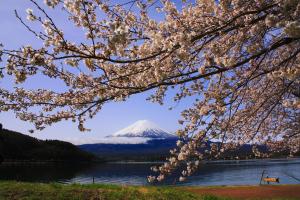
[65, 137, 151, 145]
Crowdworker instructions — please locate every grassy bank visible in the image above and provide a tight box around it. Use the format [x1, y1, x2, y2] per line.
[0, 181, 218, 200]
[0, 181, 299, 200]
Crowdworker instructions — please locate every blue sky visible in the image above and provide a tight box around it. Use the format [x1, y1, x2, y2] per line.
[0, 0, 194, 144]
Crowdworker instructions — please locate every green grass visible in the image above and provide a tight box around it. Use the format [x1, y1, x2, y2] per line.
[0, 181, 299, 200]
[0, 181, 227, 200]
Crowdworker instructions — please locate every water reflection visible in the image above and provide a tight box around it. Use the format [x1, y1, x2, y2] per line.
[0, 159, 299, 186]
[0, 163, 92, 183]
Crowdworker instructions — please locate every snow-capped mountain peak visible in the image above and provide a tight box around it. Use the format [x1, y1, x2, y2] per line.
[110, 120, 176, 139]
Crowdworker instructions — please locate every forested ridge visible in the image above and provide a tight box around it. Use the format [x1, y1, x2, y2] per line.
[0, 128, 95, 162]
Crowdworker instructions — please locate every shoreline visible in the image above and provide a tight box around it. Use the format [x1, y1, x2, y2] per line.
[0, 160, 100, 165]
[103, 157, 300, 164]
[1, 157, 299, 165]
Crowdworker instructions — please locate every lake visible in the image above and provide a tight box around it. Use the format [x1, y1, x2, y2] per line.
[0, 158, 299, 186]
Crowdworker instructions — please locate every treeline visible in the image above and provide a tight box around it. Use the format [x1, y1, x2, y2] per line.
[0, 128, 96, 162]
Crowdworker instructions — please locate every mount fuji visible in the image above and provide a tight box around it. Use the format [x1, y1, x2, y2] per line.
[109, 120, 177, 139]
[78, 120, 178, 161]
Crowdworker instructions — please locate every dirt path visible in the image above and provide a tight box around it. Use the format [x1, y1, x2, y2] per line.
[184, 185, 300, 199]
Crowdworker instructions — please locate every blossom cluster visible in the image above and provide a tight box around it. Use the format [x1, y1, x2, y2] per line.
[0, 0, 299, 183]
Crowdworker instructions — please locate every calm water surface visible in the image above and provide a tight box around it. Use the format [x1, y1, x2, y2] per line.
[0, 158, 299, 186]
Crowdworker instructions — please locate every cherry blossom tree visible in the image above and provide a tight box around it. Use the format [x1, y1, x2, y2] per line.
[0, 0, 299, 182]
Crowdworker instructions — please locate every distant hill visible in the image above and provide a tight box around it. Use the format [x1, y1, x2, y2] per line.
[0, 129, 96, 162]
[78, 138, 264, 162]
[79, 139, 297, 162]
[79, 138, 178, 161]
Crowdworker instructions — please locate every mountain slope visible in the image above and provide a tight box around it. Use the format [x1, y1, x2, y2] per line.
[110, 120, 177, 139]
[79, 138, 178, 161]
[0, 129, 96, 162]
[79, 120, 178, 161]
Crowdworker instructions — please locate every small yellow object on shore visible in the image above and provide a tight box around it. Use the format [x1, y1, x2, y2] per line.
[263, 177, 279, 183]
